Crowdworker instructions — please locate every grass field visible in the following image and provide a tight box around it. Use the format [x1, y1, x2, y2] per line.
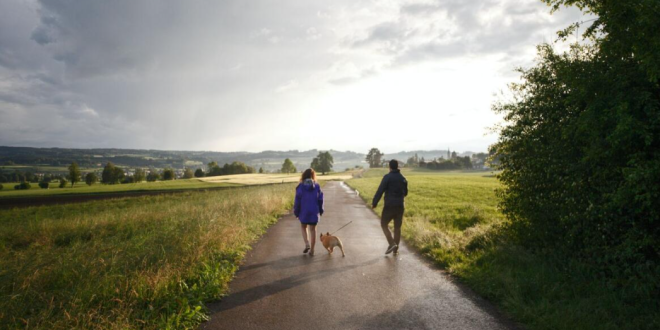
[0, 179, 240, 198]
[0, 184, 295, 329]
[0, 173, 351, 199]
[199, 172, 352, 185]
[347, 168, 659, 330]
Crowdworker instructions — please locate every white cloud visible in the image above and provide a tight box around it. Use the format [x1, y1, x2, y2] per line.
[275, 79, 299, 93]
[0, 0, 591, 152]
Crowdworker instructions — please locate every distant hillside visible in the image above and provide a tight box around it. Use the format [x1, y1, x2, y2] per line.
[0, 146, 480, 173]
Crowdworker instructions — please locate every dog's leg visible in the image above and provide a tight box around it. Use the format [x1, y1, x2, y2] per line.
[338, 240, 345, 257]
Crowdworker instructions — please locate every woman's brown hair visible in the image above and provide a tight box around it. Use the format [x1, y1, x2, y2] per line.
[300, 168, 317, 183]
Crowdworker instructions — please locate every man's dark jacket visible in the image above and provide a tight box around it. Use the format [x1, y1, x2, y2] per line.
[372, 169, 408, 208]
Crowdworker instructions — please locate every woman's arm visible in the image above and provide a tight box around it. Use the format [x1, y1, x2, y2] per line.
[294, 185, 302, 218]
[317, 185, 324, 216]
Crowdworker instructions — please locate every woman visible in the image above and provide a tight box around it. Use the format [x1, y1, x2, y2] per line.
[294, 168, 324, 256]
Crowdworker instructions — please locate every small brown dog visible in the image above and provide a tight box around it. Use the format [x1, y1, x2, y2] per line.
[320, 232, 345, 257]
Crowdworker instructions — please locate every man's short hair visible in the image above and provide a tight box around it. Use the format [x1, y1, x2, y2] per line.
[389, 159, 398, 170]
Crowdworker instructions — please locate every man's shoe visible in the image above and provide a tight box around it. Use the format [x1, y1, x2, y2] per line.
[385, 244, 398, 254]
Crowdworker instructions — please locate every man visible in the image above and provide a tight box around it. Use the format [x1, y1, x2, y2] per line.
[372, 159, 408, 255]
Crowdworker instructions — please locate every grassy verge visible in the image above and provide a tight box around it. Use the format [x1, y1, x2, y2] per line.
[0, 184, 295, 329]
[346, 168, 659, 330]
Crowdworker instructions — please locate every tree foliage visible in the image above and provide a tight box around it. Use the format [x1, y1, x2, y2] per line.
[68, 162, 81, 187]
[133, 168, 146, 183]
[146, 171, 160, 182]
[194, 168, 204, 178]
[101, 162, 125, 184]
[85, 173, 98, 186]
[406, 153, 420, 167]
[311, 151, 333, 174]
[281, 158, 297, 174]
[207, 161, 254, 176]
[182, 168, 194, 179]
[365, 148, 384, 168]
[493, 0, 660, 293]
[162, 168, 175, 181]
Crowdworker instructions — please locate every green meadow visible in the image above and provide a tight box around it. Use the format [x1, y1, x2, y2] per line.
[347, 168, 658, 330]
[0, 184, 295, 329]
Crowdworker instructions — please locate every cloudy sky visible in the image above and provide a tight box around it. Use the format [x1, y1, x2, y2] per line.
[0, 0, 586, 153]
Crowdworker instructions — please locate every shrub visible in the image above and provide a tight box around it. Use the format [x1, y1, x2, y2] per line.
[59, 179, 67, 188]
[38, 182, 49, 189]
[146, 172, 160, 182]
[162, 168, 175, 180]
[0, 183, 3, 190]
[14, 182, 32, 190]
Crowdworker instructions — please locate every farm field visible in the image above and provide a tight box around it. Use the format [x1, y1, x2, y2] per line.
[199, 172, 352, 185]
[347, 169, 657, 330]
[0, 184, 296, 329]
[0, 179, 240, 199]
[0, 173, 351, 199]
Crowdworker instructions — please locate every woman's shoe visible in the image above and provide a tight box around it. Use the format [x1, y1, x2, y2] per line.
[309, 249, 314, 256]
[385, 244, 398, 255]
[303, 246, 310, 254]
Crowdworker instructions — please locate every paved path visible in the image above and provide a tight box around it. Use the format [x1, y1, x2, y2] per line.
[203, 181, 520, 330]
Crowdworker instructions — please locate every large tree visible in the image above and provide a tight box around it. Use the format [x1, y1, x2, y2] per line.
[311, 151, 333, 175]
[85, 172, 98, 186]
[281, 158, 297, 174]
[162, 168, 175, 180]
[101, 162, 119, 184]
[133, 168, 146, 183]
[493, 0, 660, 289]
[182, 168, 194, 179]
[68, 162, 81, 187]
[365, 148, 384, 168]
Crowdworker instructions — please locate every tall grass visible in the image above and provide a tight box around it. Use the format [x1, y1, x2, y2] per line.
[347, 169, 659, 330]
[0, 184, 295, 329]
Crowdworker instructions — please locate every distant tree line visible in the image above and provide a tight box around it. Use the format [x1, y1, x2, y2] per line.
[204, 161, 255, 177]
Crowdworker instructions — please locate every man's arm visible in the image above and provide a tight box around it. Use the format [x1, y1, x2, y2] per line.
[403, 177, 408, 197]
[372, 175, 388, 208]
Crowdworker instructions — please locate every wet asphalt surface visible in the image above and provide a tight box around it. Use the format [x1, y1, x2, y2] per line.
[203, 181, 520, 330]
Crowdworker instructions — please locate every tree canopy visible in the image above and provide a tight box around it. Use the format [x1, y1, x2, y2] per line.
[281, 158, 297, 174]
[85, 172, 98, 186]
[68, 162, 81, 187]
[493, 0, 660, 293]
[101, 162, 124, 184]
[311, 151, 333, 175]
[365, 148, 384, 168]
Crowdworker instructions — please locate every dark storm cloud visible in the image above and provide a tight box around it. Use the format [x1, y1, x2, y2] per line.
[0, 0, 587, 151]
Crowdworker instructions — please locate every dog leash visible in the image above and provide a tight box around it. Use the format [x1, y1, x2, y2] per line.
[330, 221, 353, 235]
